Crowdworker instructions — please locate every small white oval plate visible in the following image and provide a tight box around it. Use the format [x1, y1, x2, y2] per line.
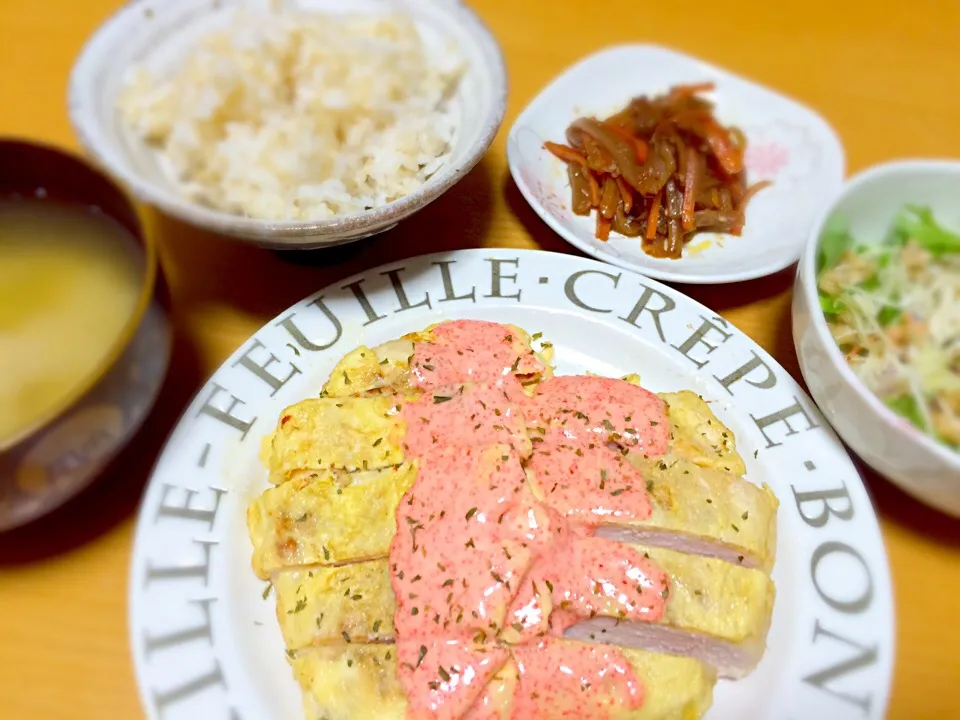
[507, 45, 846, 284]
[129, 249, 892, 720]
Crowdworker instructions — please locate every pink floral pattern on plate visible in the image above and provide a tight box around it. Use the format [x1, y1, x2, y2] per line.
[745, 141, 791, 180]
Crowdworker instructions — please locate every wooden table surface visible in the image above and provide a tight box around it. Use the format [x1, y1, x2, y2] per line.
[2, 1, 959, 718]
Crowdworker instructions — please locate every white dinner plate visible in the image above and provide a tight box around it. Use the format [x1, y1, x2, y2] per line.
[507, 44, 846, 284]
[129, 248, 893, 720]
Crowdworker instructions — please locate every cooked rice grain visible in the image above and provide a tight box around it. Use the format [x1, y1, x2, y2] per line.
[117, 10, 464, 221]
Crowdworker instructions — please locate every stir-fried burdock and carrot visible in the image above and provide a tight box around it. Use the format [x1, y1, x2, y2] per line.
[544, 83, 771, 259]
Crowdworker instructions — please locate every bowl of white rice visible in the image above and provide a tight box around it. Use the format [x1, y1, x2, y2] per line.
[68, 0, 506, 248]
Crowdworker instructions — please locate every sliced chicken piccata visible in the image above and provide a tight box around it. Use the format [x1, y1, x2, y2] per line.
[291, 642, 715, 720]
[270, 544, 774, 680]
[247, 320, 779, 719]
[252, 393, 777, 576]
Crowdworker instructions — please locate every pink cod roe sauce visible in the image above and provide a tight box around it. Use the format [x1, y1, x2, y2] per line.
[400, 383, 532, 460]
[511, 640, 644, 718]
[391, 320, 670, 719]
[525, 375, 671, 453]
[525, 425, 652, 523]
[410, 320, 545, 391]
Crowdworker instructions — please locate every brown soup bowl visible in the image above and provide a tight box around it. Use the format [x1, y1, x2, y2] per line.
[0, 139, 172, 531]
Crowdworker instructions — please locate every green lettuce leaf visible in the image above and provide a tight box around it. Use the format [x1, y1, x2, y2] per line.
[819, 293, 846, 317]
[884, 394, 927, 431]
[888, 205, 960, 255]
[817, 213, 854, 274]
[859, 274, 881, 290]
[877, 306, 902, 326]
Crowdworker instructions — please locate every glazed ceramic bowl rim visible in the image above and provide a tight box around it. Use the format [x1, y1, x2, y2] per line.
[797, 157, 960, 472]
[66, 0, 508, 246]
[0, 138, 158, 453]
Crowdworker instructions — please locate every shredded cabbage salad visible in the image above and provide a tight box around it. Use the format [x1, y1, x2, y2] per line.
[817, 205, 960, 452]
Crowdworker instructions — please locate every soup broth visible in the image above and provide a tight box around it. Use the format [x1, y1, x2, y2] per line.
[0, 197, 143, 446]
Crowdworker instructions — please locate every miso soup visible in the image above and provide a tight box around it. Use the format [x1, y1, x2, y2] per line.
[0, 197, 143, 445]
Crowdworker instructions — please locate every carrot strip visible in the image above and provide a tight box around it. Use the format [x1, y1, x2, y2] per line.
[646, 190, 662, 240]
[702, 118, 743, 175]
[615, 176, 633, 214]
[548, 82, 761, 257]
[671, 109, 743, 175]
[668, 82, 716, 99]
[596, 213, 612, 242]
[585, 171, 601, 207]
[728, 180, 745, 206]
[543, 141, 587, 166]
[681, 146, 698, 231]
[604, 122, 648, 164]
[604, 123, 633, 142]
[730, 213, 746, 235]
[633, 136, 648, 164]
[738, 179, 774, 211]
[729, 127, 748, 151]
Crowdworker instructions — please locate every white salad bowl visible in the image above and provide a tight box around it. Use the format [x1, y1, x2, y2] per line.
[68, 0, 506, 249]
[792, 159, 960, 517]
